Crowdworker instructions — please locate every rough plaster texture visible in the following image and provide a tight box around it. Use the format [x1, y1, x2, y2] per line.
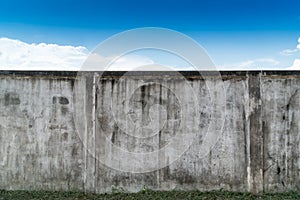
[262, 76, 300, 192]
[0, 71, 300, 193]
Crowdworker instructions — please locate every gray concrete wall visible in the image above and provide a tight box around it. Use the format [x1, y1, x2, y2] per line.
[0, 71, 299, 193]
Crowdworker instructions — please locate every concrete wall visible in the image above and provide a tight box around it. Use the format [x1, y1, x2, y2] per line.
[0, 71, 300, 193]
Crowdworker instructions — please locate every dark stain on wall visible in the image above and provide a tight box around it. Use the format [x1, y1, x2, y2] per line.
[59, 97, 69, 105]
[4, 92, 20, 106]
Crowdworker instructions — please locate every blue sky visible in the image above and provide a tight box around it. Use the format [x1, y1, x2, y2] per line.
[0, 0, 299, 69]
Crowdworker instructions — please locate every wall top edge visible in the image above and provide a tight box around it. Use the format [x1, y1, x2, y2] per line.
[0, 70, 300, 77]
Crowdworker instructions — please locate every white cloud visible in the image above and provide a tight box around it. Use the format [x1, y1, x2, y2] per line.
[0, 37, 158, 71]
[220, 58, 280, 70]
[287, 59, 300, 70]
[2, 37, 299, 71]
[280, 48, 299, 56]
[285, 37, 300, 70]
[0, 37, 89, 70]
[280, 37, 300, 56]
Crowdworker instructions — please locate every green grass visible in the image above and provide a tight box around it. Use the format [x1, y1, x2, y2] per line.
[1, 189, 300, 200]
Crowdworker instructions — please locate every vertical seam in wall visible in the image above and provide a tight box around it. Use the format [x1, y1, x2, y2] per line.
[248, 71, 264, 193]
[246, 73, 251, 192]
[92, 73, 97, 192]
[260, 71, 265, 192]
[83, 76, 87, 192]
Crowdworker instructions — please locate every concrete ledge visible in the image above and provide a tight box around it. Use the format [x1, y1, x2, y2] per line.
[0, 70, 300, 78]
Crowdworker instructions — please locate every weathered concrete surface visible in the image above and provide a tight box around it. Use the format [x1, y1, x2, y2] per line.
[92, 74, 246, 193]
[262, 74, 300, 192]
[0, 71, 300, 193]
[0, 75, 84, 191]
